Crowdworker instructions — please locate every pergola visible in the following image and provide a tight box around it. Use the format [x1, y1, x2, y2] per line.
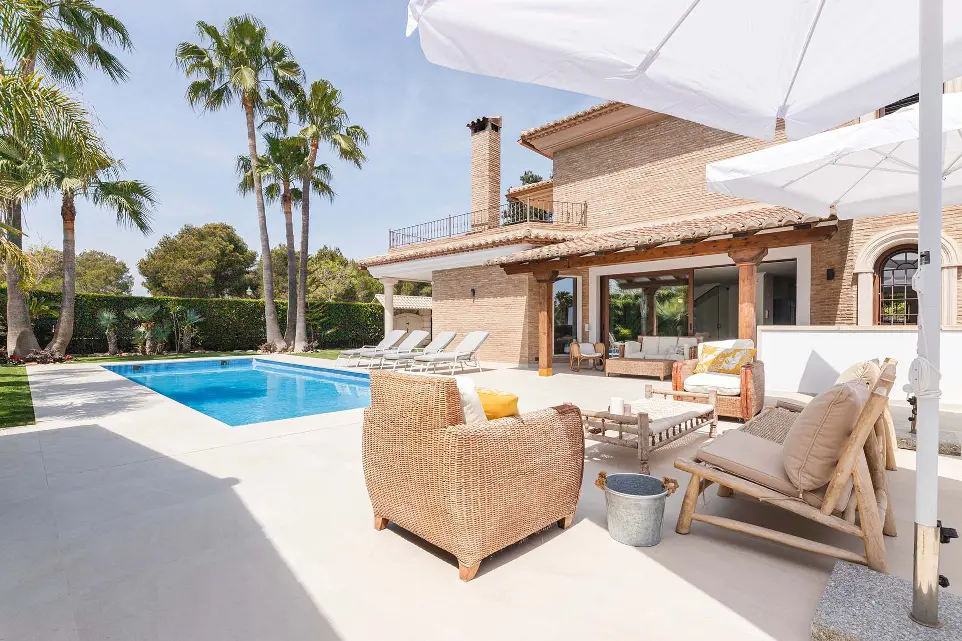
[492, 209, 838, 376]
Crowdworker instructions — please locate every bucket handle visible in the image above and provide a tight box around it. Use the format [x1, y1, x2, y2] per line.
[596, 471, 680, 497]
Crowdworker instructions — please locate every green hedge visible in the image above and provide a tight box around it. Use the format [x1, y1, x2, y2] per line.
[0, 290, 382, 354]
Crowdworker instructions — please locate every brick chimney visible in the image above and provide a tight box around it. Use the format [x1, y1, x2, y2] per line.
[467, 116, 502, 230]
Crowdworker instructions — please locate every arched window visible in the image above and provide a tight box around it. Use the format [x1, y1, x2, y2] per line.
[875, 247, 919, 325]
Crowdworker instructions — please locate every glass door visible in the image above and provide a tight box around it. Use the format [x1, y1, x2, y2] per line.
[603, 271, 692, 349]
[553, 277, 578, 356]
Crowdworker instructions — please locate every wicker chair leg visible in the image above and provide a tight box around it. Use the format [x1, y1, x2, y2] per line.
[558, 514, 575, 529]
[459, 562, 480, 582]
[374, 516, 389, 531]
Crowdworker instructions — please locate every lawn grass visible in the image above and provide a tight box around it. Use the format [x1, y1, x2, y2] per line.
[71, 351, 258, 364]
[0, 366, 36, 428]
[290, 349, 339, 360]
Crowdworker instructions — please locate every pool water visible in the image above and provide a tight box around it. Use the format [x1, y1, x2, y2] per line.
[104, 358, 371, 426]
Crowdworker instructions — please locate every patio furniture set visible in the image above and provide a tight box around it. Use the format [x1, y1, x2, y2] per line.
[361, 325, 900, 583]
[335, 329, 489, 372]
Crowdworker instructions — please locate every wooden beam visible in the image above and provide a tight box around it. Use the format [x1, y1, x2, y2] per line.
[502, 225, 837, 275]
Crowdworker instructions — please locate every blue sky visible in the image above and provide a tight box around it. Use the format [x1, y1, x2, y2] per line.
[20, 0, 597, 294]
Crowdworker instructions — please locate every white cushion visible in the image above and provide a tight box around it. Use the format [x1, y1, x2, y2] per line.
[657, 336, 678, 353]
[683, 372, 742, 396]
[624, 341, 642, 357]
[661, 353, 687, 361]
[579, 342, 600, 357]
[455, 377, 486, 424]
[625, 352, 648, 360]
[641, 336, 661, 355]
[697, 339, 754, 359]
[625, 398, 715, 435]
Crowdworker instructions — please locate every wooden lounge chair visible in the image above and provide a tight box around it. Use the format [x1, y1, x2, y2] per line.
[674, 359, 898, 573]
[569, 341, 605, 371]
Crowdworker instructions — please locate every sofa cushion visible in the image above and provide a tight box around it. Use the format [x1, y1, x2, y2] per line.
[455, 377, 487, 424]
[657, 336, 678, 353]
[696, 430, 853, 511]
[683, 372, 742, 396]
[782, 382, 869, 491]
[624, 340, 642, 357]
[641, 336, 661, 355]
[836, 359, 881, 387]
[697, 338, 754, 359]
[677, 337, 699, 357]
[706, 348, 756, 374]
[476, 388, 519, 420]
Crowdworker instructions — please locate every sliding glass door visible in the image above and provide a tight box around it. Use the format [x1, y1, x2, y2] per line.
[553, 277, 578, 356]
[602, 270, 692, 346]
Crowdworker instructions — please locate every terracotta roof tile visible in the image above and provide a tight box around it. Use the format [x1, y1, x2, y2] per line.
[491, 207, 831, 266]
[521, 101, 626, 139]
[374, 294, 432, 310]
[360, 225, 581, 268]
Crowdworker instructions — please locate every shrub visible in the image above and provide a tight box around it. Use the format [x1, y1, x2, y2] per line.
[0, 290, 382, 354]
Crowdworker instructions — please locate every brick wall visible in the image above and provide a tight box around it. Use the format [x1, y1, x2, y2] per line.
[811, 209, 962, 325]
[432, 264, 539, 364]
[551, 116, 786, 230]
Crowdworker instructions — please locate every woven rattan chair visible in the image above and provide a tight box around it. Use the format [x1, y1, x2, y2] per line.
[672, 357, 765, 421]
[674, 359, 898, 572]
[569, 341, 605, 371]
[363, 371, 585, 581]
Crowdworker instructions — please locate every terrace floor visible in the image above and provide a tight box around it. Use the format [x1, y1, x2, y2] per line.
[2, 356, 961, 641]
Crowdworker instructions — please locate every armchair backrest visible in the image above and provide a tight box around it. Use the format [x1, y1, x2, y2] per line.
[368, 371, 465, 430]
[697, 338, 754, 359]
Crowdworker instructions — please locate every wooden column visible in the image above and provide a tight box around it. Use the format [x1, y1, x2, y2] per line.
[644, 288, 657, 336]
[729, 248, 768, 341]
[535, 270, 559, 376]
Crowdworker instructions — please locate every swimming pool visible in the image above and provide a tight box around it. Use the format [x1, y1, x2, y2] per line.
[104, 358, 371, 426]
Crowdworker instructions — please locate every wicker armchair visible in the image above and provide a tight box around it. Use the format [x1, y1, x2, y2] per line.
[363, 371, 585, 581]
[672, 359, 765, 421]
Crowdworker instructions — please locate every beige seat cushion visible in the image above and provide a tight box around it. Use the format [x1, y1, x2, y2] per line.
[623, 341, 642, 357]
[836, 359, 881, 386]
[684, 372, 742, 396]
[641, 336, 661, 355]
[782, 382, 869, 491]
[696, 430, 853, 511]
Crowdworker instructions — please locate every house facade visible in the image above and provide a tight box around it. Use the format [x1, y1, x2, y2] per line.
[361, 97, 962, 377]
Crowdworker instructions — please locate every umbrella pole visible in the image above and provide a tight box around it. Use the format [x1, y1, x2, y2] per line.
[911, 0, 944, 628]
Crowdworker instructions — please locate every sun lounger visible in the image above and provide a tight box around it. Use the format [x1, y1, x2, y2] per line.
[335, 329, 406, 366]
[356, 330, 429, 368]
[412, 331, 489, 373]
[380, 331, 457, 370]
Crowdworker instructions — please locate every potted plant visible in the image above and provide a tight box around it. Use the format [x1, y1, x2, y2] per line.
[96, 310, 120, 355]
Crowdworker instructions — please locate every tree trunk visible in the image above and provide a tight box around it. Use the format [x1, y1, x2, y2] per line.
[47, 193, 77, 356]
[106, 329, 118, 356]
[282, 180, 297, 347]
[243, 97, 286, 349]
[4, 202, 40, 356]
[182, 330, 192, 353]
[294, 140, 319, 352]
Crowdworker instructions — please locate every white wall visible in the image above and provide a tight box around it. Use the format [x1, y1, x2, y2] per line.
[588, 245, 811, 342]
[757, 326, 962, 405]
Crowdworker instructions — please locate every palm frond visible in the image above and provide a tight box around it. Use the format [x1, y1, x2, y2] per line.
[91, 179, 155, 234]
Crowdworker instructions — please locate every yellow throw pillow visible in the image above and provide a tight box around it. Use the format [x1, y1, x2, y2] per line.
[707, 348, 756, 375]
[694, 345, 724, 373]
[476, 388, 520, 420]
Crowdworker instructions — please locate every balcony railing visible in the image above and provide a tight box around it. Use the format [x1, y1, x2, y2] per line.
[388, 200, 587, 249]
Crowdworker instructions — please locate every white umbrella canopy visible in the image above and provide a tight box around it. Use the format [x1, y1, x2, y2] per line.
[706, 94, 962, 219]
[407, 0, 962, 141]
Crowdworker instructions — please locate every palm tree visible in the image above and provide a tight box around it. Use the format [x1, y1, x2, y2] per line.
[0, 0, 132, 356]
[236, 133, 307, 346]
[0, 134, 155, 356]
[291, 79, 368, 351]
[96, 309, 119, 355]
[175, 15, 302, 350]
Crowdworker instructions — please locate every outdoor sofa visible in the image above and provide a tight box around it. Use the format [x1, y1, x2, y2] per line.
[363, 370, 584, 581]
[606, 335, 700, 380]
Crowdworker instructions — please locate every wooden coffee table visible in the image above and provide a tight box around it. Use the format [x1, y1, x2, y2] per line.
[605, 357, 675, 380]
[582, 386, 718, 474]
